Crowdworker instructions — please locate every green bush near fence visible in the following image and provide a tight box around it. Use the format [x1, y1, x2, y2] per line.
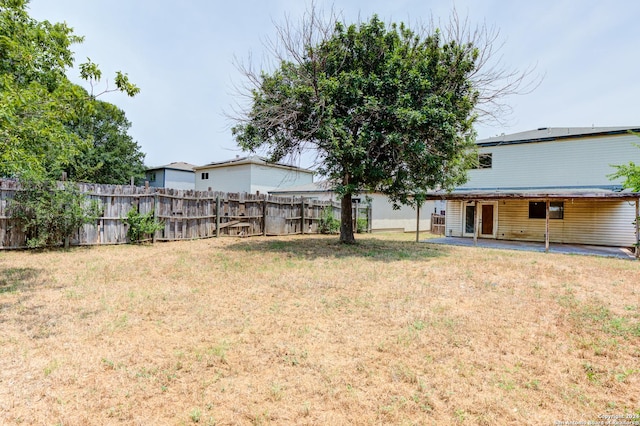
[356, 217, 368, 233]
[8, 178, 101, 248]
[124, 209, 163, 243]
[318, 206, 340, 234]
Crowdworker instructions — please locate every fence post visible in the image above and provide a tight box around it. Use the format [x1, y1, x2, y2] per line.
[262, 196, 267, 236]
[301, 197, 305, 235]
[215, 195, 220, 238]
[152, 193, 159, 243]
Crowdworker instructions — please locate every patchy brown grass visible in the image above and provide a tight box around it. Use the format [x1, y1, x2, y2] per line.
[0, 233, 639, 425]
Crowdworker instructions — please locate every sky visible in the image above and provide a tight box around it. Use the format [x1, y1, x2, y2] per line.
[27, 0, 640, 169]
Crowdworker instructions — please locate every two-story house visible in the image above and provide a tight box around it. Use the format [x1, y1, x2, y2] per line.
[145, 162, 197, 190]
[194, 155, 314, 193]
[428, 127, 640, 250]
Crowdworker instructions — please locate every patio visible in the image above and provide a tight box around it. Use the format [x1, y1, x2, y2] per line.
[423, 236, 637, 260]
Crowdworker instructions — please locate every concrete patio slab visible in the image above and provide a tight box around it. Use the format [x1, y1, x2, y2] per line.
[423, 237, 637, 260]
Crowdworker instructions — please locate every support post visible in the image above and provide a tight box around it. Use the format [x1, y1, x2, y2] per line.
[545, 199, 550, 253]
[636, 198, 639, 259]
[473, 202, 479, 246]
[215, 195, 220, 238]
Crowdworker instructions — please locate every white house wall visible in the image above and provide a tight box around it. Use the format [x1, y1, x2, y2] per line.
[164, 170, 195, 190]
[369, 195, 432, 232]
[463, 133, 640, 189]
[195, 163, 313, 193]
[447, 199, 637, 247]
[250, 165, 314, 194]
[196, 164, 252, 192]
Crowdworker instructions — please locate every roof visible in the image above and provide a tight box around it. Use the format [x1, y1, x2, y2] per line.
[477, 126, 640, 147]
[147, 162, 197, 172]
[194, 155, 313, 174]
[424, 187, 640, 201]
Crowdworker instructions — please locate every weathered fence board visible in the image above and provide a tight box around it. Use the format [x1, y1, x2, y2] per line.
[431, 213, 446, 235]
[0, 179, 369, 249]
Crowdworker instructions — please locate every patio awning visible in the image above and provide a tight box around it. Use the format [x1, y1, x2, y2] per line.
[425, 189, 640, 258]
[423, 189, 640, 201]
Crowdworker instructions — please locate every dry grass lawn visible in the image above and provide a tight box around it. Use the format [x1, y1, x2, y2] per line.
[0, 233, 639, 425]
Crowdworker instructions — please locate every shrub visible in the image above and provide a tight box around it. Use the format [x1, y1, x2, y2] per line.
[124, 208, 163, 243]
[356, 217, 368, 233]
[9, 178, 101, 248]
[318, 205, 340, 234]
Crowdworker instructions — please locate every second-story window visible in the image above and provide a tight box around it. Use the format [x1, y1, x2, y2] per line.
[201, 172, 209, 180]
[475, 153, 492, 169]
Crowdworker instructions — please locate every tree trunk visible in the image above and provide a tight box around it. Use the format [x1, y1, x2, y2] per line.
[340, 193, 355, 244]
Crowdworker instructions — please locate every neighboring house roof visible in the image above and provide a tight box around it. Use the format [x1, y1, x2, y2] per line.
[147, 162, 197, 172]
[194, 155, 313, 174]
[478, 126, 640, 147]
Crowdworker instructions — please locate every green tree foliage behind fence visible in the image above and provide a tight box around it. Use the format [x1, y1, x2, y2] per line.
[0, 179, 369, 248]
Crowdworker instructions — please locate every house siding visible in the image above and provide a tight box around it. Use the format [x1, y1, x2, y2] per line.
[249, 164, 313, 194]
[195, 162, 313, 193]
[446, 201, 463, 237]
[370, 195, 433, 232]
[147, 169, 165, 188]
[164, 170, 195, 190]
[448, 199, 636, 247]
[195, 164, 251, 192]
[463, 133, 640, 190]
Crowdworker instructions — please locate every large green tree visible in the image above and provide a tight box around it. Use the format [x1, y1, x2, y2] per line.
[609, 133, 640, 191]
[66, 99, 146, 184]
[0, 0, 141, 182]
[234, 13, 489, 243]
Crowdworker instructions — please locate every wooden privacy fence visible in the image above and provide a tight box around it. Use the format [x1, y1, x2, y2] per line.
[430, 213, 446, 235]
[0, 179, 370, 249]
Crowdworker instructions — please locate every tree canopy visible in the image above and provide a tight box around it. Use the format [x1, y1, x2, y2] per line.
[0, 0, 143, 183]
[233, 13, 493, 243]
[609, 133, 640, 192]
